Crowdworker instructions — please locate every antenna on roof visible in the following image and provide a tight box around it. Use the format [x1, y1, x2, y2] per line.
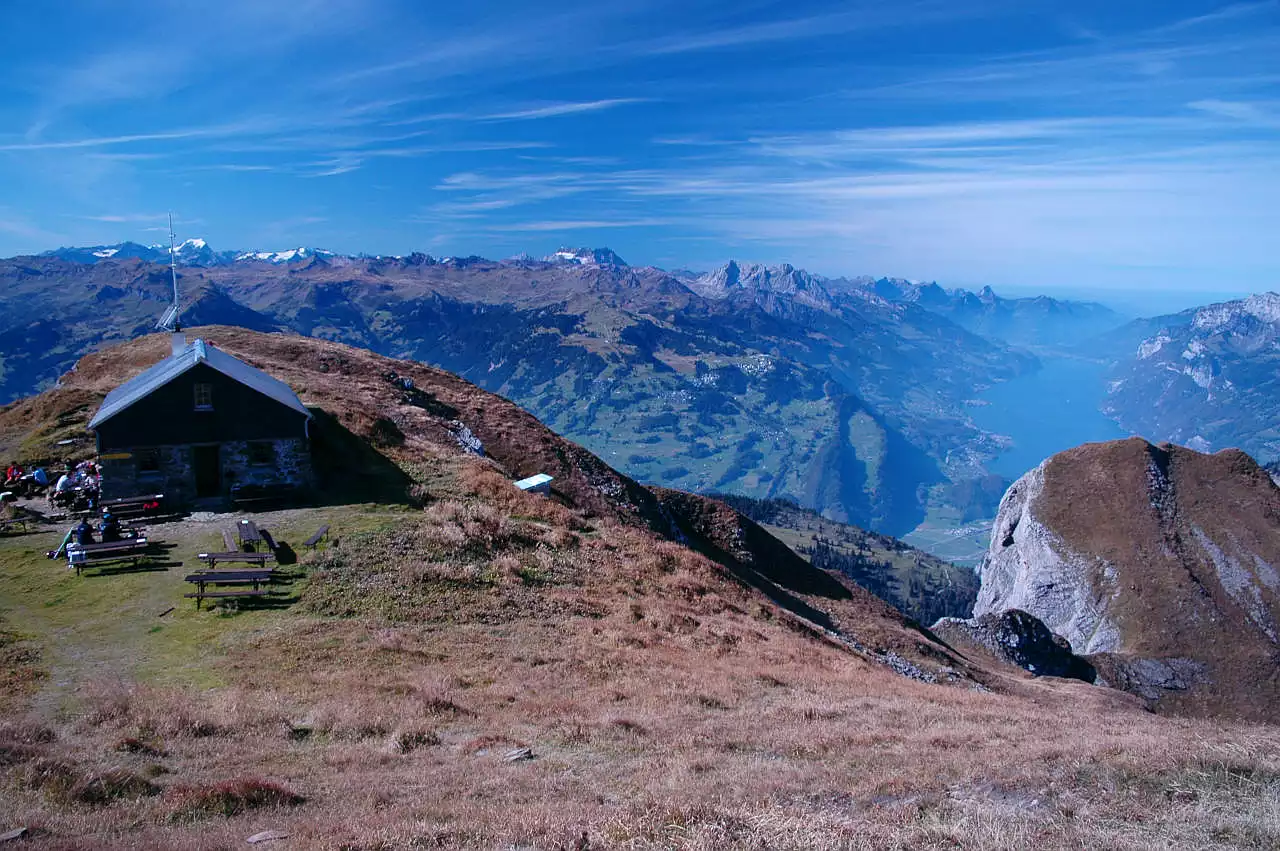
[157, 212, 181, 332]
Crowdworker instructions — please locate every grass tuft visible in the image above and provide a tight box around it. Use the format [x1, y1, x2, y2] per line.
[166, 777, 304, 819]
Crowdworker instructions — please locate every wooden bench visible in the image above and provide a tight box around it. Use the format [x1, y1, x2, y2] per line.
[222, 528, 237, 552]
[183, 568, 276, 610]
[230, 483, 297, 511]
[0, 516, 28, 535]
[67, 537, 150, 575]
[195, 551, 273, 569]
[100, 493, 165, 519]
[302, 525, 329, 549]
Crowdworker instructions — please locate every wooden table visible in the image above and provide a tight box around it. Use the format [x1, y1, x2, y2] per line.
[196, 550, 273, 569]
[67, 537, 150, 575]
[237, 519, 262, 551]
[183, 568, 276, 609]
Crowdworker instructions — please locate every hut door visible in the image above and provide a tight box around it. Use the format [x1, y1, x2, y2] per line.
[193, 445, 222, 497]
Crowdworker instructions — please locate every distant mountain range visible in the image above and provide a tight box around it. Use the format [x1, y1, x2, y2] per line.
[5, 238, 1273, 537]
[1103, 293, 1280, 462]
[40, 239, 339, 267]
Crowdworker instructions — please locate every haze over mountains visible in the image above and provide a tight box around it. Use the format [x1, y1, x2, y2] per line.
[4, 238, 1279, 545]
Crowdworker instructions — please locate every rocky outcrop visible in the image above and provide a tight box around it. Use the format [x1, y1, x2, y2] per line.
[933, 610, 1096, 681]
[972, 462, 1122, 655]
[942, 437, 1280, 722]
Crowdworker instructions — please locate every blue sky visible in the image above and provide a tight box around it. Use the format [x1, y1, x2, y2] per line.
[1, 0, 1278, 294]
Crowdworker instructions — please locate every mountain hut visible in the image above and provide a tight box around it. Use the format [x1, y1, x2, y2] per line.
[88, 336, 314, 508]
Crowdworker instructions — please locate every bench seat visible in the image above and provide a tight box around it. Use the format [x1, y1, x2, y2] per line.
[196, 551, 273, 568]
[184, 589, 271, 607]
[303, 525, 330, 548]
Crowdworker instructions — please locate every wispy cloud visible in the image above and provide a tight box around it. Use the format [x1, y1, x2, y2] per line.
[491, 217, 673, 231]
[481, 99, 648, 121]
[0, 119, 290, 152]
[77, 212, 171, 223]
[1153, 0, 1279, 34]
[1, 0, 1277, 289]
[1188, 98, 1280, 123]
[629, 2, 970, 56]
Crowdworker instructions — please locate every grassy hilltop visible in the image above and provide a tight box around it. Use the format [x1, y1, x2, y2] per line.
[0, 329, 1277, 849]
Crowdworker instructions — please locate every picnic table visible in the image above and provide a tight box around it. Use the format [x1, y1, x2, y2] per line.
[196, 550, 273, 569]
[237, 519, 262, 552]
[67, 537, 150, 575]
[183, 568, 277, 609]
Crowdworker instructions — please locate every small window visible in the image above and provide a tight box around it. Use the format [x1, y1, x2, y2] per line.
[136, 449, 161, 474]
[247, 441, 275, 466]
[193, 383, 213, 411]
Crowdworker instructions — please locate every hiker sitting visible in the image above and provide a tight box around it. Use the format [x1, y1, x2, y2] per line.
[49, 519, 95, 560]
[73, 518, 95, 546]
[3, 463, 22, 488]
[99, 511, 122, 544]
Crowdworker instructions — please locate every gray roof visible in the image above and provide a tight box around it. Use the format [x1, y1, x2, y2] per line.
[88, 338, 312, 429]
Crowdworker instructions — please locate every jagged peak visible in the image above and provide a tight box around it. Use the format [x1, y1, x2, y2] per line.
[544, 247, 628, 267]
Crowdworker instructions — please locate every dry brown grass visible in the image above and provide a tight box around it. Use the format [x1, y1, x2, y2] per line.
[0, 620, 44, 713]
[4, 517, 1278, 850]
[165, 777, 304, 820]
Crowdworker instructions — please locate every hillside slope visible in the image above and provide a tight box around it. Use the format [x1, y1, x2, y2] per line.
[969, 437, 1280, 721]
[0, 326, 968, 678]
[708, 493, 979, 624]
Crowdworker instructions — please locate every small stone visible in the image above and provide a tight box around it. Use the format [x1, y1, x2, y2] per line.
[504, 747, 534, 762]
[246, 829, 289, 844]
[0, 828, 29, 842]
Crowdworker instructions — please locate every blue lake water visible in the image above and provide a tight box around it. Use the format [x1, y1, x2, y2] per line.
[970, 356, 1130, 480]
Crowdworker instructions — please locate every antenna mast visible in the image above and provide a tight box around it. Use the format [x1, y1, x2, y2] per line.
[157, 213, 181, 331]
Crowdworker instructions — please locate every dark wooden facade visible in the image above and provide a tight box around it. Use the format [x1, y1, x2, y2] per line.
[94, 363, 309, 451]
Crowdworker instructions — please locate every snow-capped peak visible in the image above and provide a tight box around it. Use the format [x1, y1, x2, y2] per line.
[235, 247, 334, 264]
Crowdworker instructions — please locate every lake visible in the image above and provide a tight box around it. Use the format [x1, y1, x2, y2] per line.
[970, 356, 1130, 480]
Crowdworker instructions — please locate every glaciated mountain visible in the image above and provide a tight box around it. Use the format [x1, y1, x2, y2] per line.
[235, 246, 336, 264]
[939, 437, 1280, 721]
[41, 238, 333, 267]
[1104, 293, 1280, 461]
